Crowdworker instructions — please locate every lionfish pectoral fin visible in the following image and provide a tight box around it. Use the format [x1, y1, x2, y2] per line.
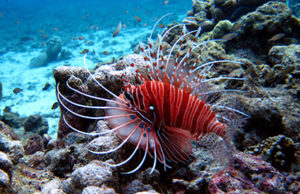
[160, 126, 193, 162]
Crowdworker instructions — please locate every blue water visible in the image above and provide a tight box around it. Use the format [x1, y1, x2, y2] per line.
[0, 0, 192, 138]
[0, 0, 191, 52]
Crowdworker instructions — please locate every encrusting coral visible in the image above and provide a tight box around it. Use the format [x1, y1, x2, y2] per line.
[0, 0, 299, 193]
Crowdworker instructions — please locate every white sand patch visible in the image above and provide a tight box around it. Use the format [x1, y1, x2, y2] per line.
[0, 26, 151, 139]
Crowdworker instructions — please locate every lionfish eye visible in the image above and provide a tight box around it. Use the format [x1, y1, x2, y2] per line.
[149, 105, 155, 111]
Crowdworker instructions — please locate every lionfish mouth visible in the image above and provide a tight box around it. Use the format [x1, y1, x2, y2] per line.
[56, 13, 248, 174]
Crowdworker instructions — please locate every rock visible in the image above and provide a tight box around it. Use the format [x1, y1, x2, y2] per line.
[63, 132, 90, 145]
[0, 121, 19, 140]
[268, 44, 300, 66]
[209, 168, 261, 193]
[45, 148, 75, 177]
[53, 55, 144, 138]
[82, 185, 116, 194]
[240, 1, 292, 34]
[57, 48, 73, 61]
[0, 151, 13, 172]
[10, 164, 54, 193]
[53, 67, 93, 138]
[231, 94, 300, 147]
[46, 36, 62, 61]
[46, 139, 59, 150]
[29, 36, 62, 68]
[24, 114, 48, 135]
[85, 128, 124, 163]
[245, 135, 298, 172]
[29, 53, 48, 68]
[21, 151, 44, 167]
[211, 19, 233, 39]
[47, 189, 66, 194]
[136, 191, 160, 194]
[23, 134, 44, 155]
[41, 179, 63, 193]
[188, 144, 221, 176]
[122, 179, 153, 194]
[42, 134, 51, 149]
[259, 44, 300, 85]
[0, 169, 9, 187]
[285, 173, 300, 193]
[208, 152, 288, 193]
[70, 161, 116, 190]
[61, 178, 81, 194]
[0, 136, 24, 164]
[0, 112, 25, 129]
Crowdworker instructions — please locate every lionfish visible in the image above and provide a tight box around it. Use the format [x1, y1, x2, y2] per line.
[57, 14, 248, 174]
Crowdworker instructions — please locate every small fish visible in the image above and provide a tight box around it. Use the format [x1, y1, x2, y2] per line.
[223, 0, 237, 7]
[221, 32, 237, 41]
[81, 49, 89, 54]
[20, 37, 33, 42]
[3, 106, 11, 112]
[51, 102, 59, 110]
[39, 30, 45, 34]
[231, 22, 242, 31]
[103, 51, 109, 55]
[78, 36, 85, 40]
[13, 88, 22, 94]
[15, 20, 19, 24]
[122, 24, 127, 28]
[0, 12, 3, 17]
[73, 37, 78, 40]
[53, 27, 59, 31]
[245, 65, 255, 75]
[43, 34, 48, 39]
[134, 16, 141, 22]
[125, 10, 129, 14]
[89, 24, 96, 30]
[281, 66, 295, 75]
[265, 71, 275, 79]
[113, 22, 122, 37]
[158, 24, 165, 28]
[95, 27, 99, 31]
[87, 41, 93, 45]
[42, 83, 51, 91]
[268, 33, 285, 42]
[164, 0, 169, 5]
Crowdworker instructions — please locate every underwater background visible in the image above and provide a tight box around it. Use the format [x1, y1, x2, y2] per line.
[0, 0, 191, 138]
[0, 0, 299, 193]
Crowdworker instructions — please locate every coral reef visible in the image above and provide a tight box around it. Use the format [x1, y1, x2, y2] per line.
[29, 36, 62, 68]
[24, 114, 48, 136]
[208, 152, 288, 193]
[245, 135, 299, 172]
[0, 0, 299, 193]
[0, 112, 25, 129]
[23, 134, 44, 155]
